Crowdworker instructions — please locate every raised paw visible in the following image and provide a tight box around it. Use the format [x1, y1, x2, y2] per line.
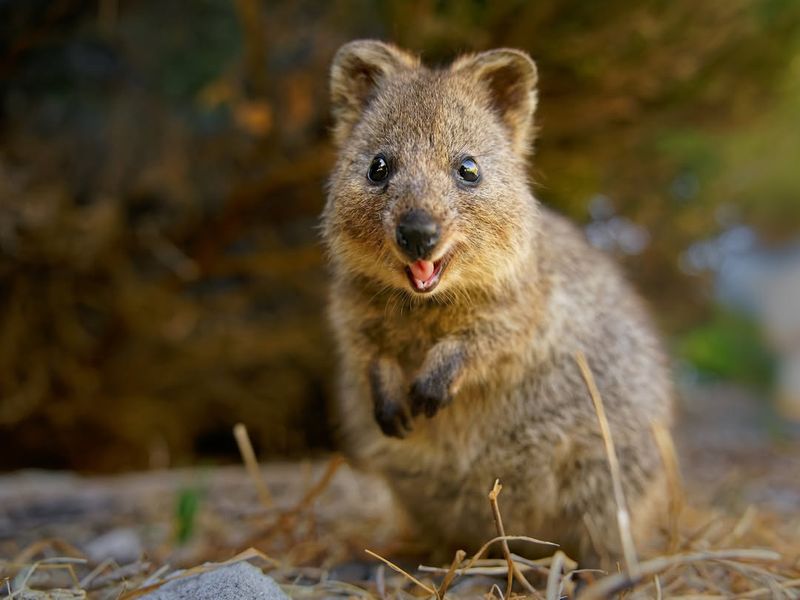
[374, 399, 412, 438]
[369, 357, 412, 438]
[410, 374, 452, 418]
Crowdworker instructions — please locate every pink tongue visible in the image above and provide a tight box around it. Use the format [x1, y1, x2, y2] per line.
[410, 259, 435, 282]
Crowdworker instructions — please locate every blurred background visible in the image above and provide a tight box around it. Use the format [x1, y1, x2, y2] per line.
[2, 0, 799, 472]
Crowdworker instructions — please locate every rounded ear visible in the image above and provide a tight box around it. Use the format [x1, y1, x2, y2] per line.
[330, 40, 419, 146]
[451, 49, 538, 154]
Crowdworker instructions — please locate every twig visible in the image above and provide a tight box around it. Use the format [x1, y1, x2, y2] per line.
[511, 552, 574, 575]
[732, 505, 757, 539]
[375, 564, 387, 600]
[121, 548, 279, 599]
[489, 480, 514, 596]
[714, 558, 789, 596]
[735, 577, 800, 598]
[242, 455, 345, 548]
[13, 539, 85, 564]
[489, 480, 538, 597]
[289, 455, 345, 515]
[79, 557, 115, 589]
[546, 550, 566, 600]
[86, 561, 152, 591]
[652, 421, 684, 552]
[5, 559, 87, 599]
[437, 549, 465, 598]
[281, 580, 375, 599]
[580, 548, 781, 599]
[576, 351, 639, 575]
[460, 535, 558, 571]
[420, 536, 555, 598]
[233, 423, 273, 507]
[141, 563, 171, 587]
[489, 583, 504, 599]
[364, 549, 437, 598]
[419, 562, 539, 577]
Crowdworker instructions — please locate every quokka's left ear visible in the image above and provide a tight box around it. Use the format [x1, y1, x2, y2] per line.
[330, 40, 419, 146]
[451, 49, 538, 155]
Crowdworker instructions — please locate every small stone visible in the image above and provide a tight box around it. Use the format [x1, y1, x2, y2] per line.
[140, 562, 289, 600]
[85, 528, 144, 564]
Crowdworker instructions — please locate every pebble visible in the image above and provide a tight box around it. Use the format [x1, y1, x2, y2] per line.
[140, 561, 289, 600]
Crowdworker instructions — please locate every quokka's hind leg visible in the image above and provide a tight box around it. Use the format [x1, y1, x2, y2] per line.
[551, 436, 668, 567]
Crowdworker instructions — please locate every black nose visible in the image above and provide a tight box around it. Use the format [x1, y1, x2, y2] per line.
[396, 210, 441, 260]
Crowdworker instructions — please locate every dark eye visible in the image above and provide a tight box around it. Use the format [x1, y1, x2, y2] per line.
[458, 157, 480, 184]
[367, 155, 390, 183]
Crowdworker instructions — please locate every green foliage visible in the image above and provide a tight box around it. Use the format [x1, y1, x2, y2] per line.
[678, 310, 777, 390]
[175, 484, 203, 545]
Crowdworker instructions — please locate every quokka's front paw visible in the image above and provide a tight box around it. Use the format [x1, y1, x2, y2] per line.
[369, 357, 412, 438]
[374, 399, 412, 438]
[410, 373, 453, 418]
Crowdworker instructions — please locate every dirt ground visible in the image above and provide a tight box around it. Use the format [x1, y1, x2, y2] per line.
[2, 383, 799, 598]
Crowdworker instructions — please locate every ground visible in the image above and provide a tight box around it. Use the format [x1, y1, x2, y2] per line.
[2, 384, 799, 598]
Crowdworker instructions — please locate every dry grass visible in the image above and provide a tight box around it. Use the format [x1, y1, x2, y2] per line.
[233, 423, 274, 508]
[576, 351, 639, 576]
[2, 468, 798, 599]
[2, 364, 800, 598]
[8, 502, 797, 598]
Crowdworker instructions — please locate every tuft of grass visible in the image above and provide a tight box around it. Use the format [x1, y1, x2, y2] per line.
[175, 485, 203, 545]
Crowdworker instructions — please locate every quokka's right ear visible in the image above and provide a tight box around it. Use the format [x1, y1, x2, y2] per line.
[451, 49, 538, 155]
[330, 40, 418, 145]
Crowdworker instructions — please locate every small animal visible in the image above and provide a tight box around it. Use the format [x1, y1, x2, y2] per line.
[321, 40, 673, 564]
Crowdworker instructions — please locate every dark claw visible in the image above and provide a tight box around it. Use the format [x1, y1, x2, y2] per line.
[374, 400, 412, 438]
[410, 375, 451, 418]
[409, 347, 463, 418]
[369, 359, 413, 438]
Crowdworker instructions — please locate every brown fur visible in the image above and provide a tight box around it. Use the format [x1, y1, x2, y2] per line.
[321, 40, 673, 565]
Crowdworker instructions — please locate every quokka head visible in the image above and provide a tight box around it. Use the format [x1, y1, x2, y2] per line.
[322, 40, 541, 299]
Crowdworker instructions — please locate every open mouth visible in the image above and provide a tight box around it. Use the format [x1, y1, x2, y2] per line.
[404, 256, 448, 293]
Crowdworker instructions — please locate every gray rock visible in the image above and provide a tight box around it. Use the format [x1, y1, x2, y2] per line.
[85, 527, 144, 564]
[140, 562, 289, 600]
